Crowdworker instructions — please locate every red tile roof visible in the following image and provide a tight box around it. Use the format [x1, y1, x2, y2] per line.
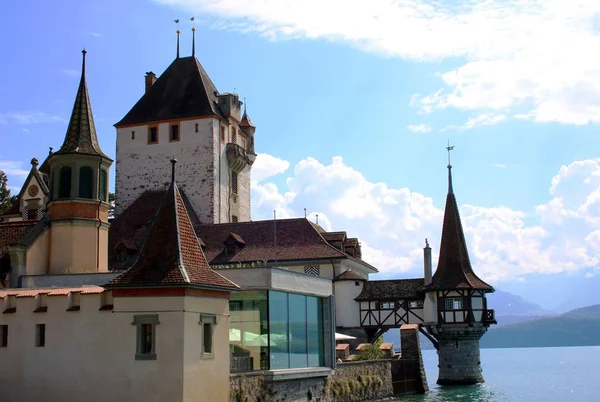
[0, 221, 36, 254]
[423, 167, 493, 292]
[106, 181, 238, 290]
[321, 231, 347, 242]
[0, 286, 104, 298]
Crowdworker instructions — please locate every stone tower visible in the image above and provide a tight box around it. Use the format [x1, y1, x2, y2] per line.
[46, 50, 113, 274]
[113, 45, 256, 223]
[421, 156, 496, 385]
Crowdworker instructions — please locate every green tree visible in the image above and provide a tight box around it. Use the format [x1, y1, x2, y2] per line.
[108, 192, 116, 219]
[0, 170, 17, 215]
[354, 337, 384, 361]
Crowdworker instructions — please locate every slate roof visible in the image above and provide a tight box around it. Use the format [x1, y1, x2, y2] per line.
[240, 108, 255, 128]
[53, 50, 111, 160]
[355, 279, 425, 301]
[115, 56, 223, 127]
[334, 270, 366, 281]
[106, 177, 238, 290]
[321, 231, 347, 242]
[422, 166, 493, 292]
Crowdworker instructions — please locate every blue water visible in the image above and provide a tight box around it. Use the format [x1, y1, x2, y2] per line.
[397, 346, 600, 401]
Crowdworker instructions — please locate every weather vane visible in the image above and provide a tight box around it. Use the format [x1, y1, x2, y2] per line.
[446, 139, 455, 167]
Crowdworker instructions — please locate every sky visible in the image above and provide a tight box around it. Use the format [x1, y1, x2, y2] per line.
[2, 0, 600, 310]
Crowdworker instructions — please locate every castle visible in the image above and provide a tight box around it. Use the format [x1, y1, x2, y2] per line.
[0, 32, 495, 401]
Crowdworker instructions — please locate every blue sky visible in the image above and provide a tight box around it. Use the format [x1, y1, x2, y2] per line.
[3, 0, 600, 310]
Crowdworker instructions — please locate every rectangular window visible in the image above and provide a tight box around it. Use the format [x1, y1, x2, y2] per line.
[231, 215, 238, 223]
[170, 124, 179, 142]
[131, 131, 135, 140]
[148, 126, 158, 144]
[200, 315, 216, 359]
[380, 302, 394, 309]
[133, 314, 159, 360]
[99, 169, 108, 202]
[220, 126, 225, 143]
[35, 324, 45, 347]
[231, 171, 238, 194]
[232, 127, 237, 144]
[27, 209, 38, 220]
[0, 325, 7, 347]
[445, 297, 463, 311]
[409, 300, 424, 309]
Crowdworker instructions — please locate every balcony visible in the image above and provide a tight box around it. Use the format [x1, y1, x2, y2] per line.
[226, 143, 256, 171]
[483, 309, 496, 324]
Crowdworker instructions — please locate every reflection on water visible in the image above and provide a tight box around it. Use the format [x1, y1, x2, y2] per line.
[401, 384, 507, 402]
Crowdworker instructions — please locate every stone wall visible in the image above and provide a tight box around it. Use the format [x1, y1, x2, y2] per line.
[393, 324, 428, 395]
[435, 324, 487, 385]
[330, 360, 394, 401]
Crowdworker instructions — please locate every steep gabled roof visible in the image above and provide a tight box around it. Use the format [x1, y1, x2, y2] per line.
[115, 56, 223, 127]
[240, 107, 255, 128]
[355, 279, 425, 301]
[424, 164, 493, 292]
[105, 170, 238, 290]
[53, 50, 111, 160]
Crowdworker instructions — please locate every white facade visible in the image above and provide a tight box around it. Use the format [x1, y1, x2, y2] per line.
[115, 117, 251, 223]
[0, 290, 231, 402]
[334, 280, 365, 328]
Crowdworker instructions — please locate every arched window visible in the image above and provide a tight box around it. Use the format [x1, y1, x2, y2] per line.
[79, 166, 94, 199]
[58, 166, 72, 199]
[98, 169, 107, 202]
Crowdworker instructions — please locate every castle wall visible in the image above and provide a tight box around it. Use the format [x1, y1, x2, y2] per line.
[0, 291, 231, 402]
[115, 118, 218, 222]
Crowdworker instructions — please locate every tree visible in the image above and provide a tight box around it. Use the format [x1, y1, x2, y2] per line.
[0, 170, 17, 215]
[108, 192, 116, 219]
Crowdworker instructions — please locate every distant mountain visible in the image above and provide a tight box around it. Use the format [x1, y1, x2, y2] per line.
[554, 275, 600, 313]
[481, 304, 600, 348]
[487, 289, 554, 316]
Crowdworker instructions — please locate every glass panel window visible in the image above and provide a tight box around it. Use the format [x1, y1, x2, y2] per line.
[140, 324, 153, 354]
[409, 300, 424, 309]
[79, 166, 94, 199]
[133, 314, 159, 360]
[58, 166, 71, 199]
[289, 293, 307, 368]
[203, 323, 212, 354]
[445, 297, 463, 311]
[229, 291, 268, 372]
[269, 291, 289, 370]
[380, 302, 394, 309]
[306, 296, 323, 367]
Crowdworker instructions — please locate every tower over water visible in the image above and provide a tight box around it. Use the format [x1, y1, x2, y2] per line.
[114, 28, 256, 223]
[421, 144, 496, 385]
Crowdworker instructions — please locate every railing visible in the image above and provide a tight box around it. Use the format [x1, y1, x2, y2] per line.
[483, 309, 496, 324]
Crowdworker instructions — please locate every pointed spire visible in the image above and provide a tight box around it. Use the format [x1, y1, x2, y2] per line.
[105, 160, 239, 290]
[240, 100, 255, 128]
[424, 150, 493, 292]
[175, 19, 181, 59]
[53, 50, 110, 160]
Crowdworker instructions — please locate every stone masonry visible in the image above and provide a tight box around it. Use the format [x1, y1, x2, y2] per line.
[434, 324, 488, 385]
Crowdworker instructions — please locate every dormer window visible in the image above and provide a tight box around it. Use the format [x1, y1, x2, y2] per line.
[223, 232, 245, 256]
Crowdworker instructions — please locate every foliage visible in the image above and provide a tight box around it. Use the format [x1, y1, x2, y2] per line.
[353, 342, 384, 361]
[0, 170, 17, 215]
[324, 374, 384, 401]
[108, 192, 116, 218]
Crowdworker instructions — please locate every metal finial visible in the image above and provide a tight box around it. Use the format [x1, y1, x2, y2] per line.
[316, 213, 319, 225]
[48, 147, 54, 155]
[81, 49, 87, 79]
[175, 19, 181, 59]
[304, 208, 307, 218]
[425, 238, 430, 248]
[170, 158, 177, 183]
[446, 140, 455, 194]
[191, 17, 196, 57]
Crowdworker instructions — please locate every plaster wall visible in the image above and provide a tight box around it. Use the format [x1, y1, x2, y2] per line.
[24, 227, 49, 275]
[334, 280, 363, 328]
[0, 292, 232, 402]
[48, 222, 106, 274]
[284, 263, 335, 279]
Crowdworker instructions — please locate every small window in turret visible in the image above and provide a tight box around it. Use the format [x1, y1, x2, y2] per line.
[170, 124, 180, 142]
[232, 127, 237, 144]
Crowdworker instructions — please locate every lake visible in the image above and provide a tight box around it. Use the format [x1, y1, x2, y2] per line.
[397, 346, 600, 401]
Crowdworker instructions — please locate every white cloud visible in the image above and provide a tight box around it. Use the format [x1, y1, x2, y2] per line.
[158, 0, 600, 125]
[252, 153, 600, 282]
[251, 153, 290, 182]
[0, 161, 29, 181]
[407, 123, 432, 133]
[0, 112, 66, 125]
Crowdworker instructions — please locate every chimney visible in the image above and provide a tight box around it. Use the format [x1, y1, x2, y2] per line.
[424, 238, 432, 286]
[145, 72, 157, 94]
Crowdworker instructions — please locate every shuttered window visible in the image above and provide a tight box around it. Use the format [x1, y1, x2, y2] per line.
[58, 166, 72, 199]
[99, 169, 107, 202]
[79, 166, 94, 199]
